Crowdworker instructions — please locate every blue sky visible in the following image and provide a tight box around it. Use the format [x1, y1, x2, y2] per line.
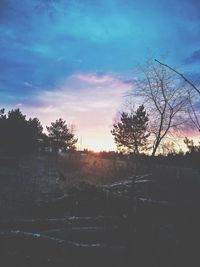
[0, 0, 200, 150]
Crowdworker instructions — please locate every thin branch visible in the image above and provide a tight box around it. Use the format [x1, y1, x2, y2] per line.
[188, 91, 200, 131]
[155, 59, 200, 95]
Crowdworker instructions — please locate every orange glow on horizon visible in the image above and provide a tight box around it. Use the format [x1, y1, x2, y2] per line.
[77, 132, 117, 152]
[81, 143, 115, 152]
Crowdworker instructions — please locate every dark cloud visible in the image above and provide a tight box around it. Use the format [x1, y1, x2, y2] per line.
[95, 72, 106, 77]
[184, 50, 200, 64]
[123, 79, 135, 85]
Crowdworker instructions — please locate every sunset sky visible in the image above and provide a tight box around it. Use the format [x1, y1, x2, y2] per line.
[0, 0, 200, 151]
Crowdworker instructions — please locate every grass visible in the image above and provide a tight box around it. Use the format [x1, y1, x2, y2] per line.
[57, 152, 135, 190]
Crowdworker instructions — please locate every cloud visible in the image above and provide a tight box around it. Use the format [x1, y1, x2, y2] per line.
[1, 0, 200, 150]
[184, 49, 200, 64]
[73, 73, 115, 84]
[2, 0, 200, 100]
[19, 73, 132, 151]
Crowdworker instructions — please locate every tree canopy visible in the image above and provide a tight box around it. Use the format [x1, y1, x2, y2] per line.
[46, 118, 77, 153]
[111, 105, 150, 154]
[0, 109, 43, 155]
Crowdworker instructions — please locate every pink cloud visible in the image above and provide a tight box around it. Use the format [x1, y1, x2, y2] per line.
[18, 73, 132, 151]
[74, 73, 116, 84]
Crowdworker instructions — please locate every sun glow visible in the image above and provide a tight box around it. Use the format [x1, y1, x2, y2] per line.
[77, 134, 117, 152]
[84, 144, 115, 152]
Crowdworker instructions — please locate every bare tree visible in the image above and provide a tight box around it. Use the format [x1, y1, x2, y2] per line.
[159, 141, 177, 156]
[154, 59, 200, 95]
[155, 59, 200, 132]
[134, 60, 189, 156]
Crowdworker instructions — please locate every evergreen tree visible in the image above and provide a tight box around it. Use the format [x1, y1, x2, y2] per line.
[111, 105, 150, 154]
[0, 108, 43, 155]
[46, 118, 77, 153]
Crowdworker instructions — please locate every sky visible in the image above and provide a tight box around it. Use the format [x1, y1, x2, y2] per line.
[0, 0, 200, 151]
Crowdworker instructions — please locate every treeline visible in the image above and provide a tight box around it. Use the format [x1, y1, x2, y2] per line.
[0, 60, 199, 161]
[81, 147, 200, 170]
[0, 108, 77, 156]
[138, 148, 200, 170]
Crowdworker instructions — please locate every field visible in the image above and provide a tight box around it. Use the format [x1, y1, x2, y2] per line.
[0, 153, 200, 266]
[57, 152, 135, 189]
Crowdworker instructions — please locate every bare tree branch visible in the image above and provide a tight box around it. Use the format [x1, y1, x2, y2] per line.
[131, 60, 190, 156]
[155, 59, 200, 95]
[187, 91, 200, 132]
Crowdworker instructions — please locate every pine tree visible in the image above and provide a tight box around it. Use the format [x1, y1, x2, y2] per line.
[46, 118, 77, 153]
[111, 105, 150, 154]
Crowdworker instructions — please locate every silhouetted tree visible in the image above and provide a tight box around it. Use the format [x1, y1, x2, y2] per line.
[184, 137, 200, 169]
[155, 59, 200, 132]
[133, 60, 189, 156]
[111, 105, 150, 154]
[46, 118, 77, 153]
[0, 108, 43, 155]
[184, 137, 200, 153]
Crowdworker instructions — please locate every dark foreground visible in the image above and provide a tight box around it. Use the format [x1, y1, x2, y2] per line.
[0, 168, 200, 267]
